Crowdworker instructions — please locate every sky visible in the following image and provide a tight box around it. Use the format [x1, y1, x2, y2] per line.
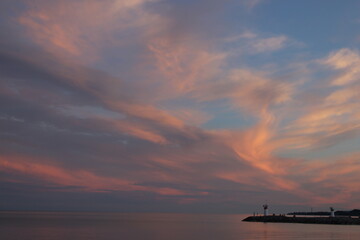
[1, 0, 360, 214]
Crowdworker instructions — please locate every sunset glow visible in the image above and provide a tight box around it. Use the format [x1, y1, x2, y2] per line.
[2, 0, 360, 213]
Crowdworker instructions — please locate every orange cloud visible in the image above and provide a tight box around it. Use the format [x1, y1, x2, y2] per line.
[196, 69, 293, 117]
[110, 119, 169, 144]
[148, 37, 225, 96]
[18, 0, 159, 61]
[105, 101, 184, 129]
[0, 155, 192, 196]
[0, 156, 135, 191]
[215, 109, 281, 174]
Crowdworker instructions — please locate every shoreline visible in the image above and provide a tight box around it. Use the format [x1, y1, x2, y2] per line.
[243, 215, 360, 225]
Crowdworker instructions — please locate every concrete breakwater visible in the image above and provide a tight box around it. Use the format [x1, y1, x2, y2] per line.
[243, 215, 360, 225]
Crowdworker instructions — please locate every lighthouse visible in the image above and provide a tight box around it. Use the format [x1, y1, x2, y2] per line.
[263, 204, 269, 216]
[330, 207, 335, 217]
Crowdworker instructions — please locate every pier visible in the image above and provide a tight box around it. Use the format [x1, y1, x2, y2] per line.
[243, 215, 360, 225]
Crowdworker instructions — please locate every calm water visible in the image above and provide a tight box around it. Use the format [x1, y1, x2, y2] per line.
[1, 211, 360, 240]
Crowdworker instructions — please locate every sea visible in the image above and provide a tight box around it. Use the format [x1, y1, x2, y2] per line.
[1, 211, 360, 240]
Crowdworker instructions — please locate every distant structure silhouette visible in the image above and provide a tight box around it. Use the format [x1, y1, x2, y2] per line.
[330, 207, 335, 217]
[263, 204, 268, 216]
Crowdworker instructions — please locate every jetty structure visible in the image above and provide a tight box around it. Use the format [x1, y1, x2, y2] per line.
[243, 205, 360, 225]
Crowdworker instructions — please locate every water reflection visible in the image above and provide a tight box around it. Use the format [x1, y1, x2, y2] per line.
[1, 212, 360, 240]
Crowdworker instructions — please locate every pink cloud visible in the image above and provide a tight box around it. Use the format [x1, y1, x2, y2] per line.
[0, 155, 193, 196]
[18, 0, 160, 62]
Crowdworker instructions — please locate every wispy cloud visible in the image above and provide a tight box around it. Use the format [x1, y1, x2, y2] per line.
[251, 35, 288, 53]
[223, 31, 295, 55]
[322, 48, 360, 86]
[242, 0, 263, 10]
[18, 0, 160, 62]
